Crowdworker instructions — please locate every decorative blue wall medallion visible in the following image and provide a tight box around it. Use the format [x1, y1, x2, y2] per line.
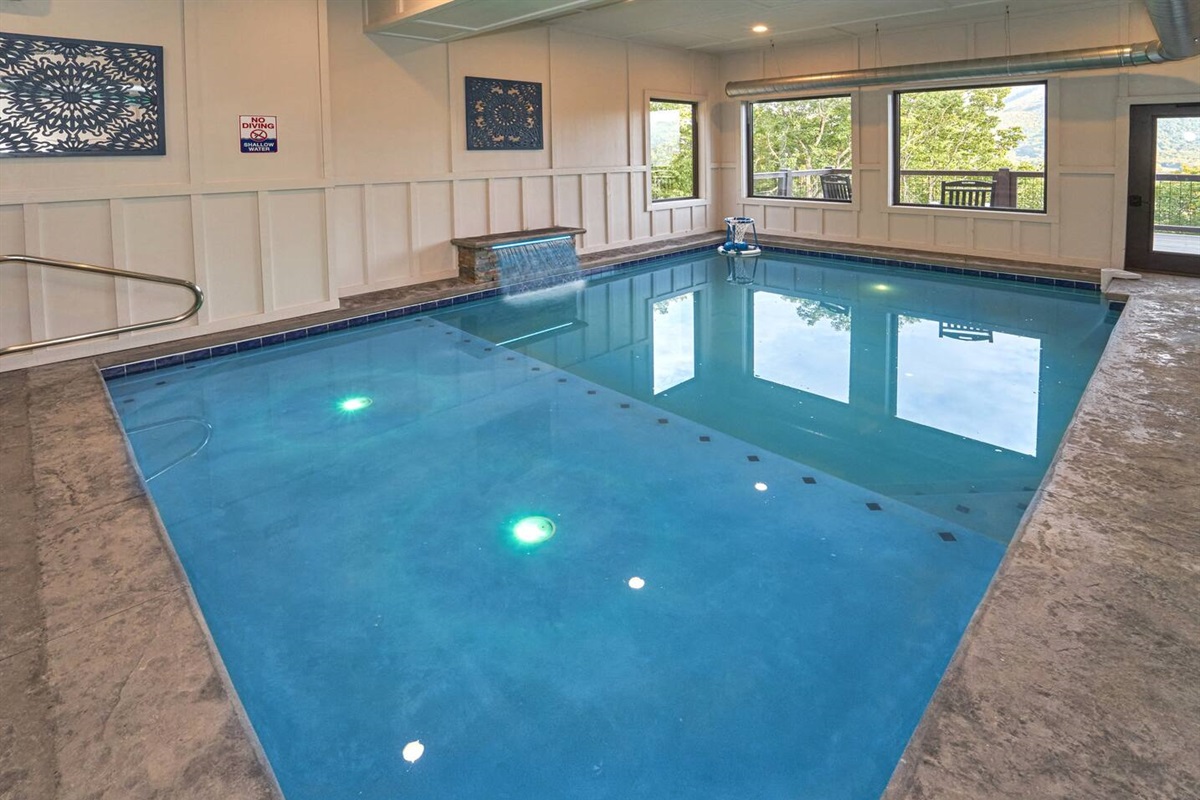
[465, 76, 542, 151]
[0, 31, 165, 157]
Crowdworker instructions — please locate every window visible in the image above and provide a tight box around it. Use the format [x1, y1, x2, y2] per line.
[746, 95, 852, 201]
[893, 82, 1046, 212]
[649, 100, 697, 202]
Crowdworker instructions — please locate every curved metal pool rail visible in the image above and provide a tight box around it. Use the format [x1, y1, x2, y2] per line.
[0, 254, 204, 356]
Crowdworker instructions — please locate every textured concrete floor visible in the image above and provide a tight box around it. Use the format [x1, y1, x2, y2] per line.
[1, 251, 1196, 799]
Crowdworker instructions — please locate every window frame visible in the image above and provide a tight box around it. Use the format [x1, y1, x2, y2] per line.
[890, 80, 1048, 214]
[744, 93, 855, 204]
[644, 90, 708, 211]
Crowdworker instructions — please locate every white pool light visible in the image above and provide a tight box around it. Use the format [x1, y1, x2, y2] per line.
[754, 482, 768, 491]
[513, 516, 556, 545]
[338, 396, 373, 412]
[402, 740, 425, 762]
[628, 576, 645, 589]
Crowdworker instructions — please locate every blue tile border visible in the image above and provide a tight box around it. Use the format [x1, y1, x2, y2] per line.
[101, 243, 1102, 380]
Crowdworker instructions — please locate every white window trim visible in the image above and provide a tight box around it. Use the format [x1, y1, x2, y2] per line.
[644, 90, 709, 212]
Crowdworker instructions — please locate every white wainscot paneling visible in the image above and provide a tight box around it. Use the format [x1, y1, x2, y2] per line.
[1019, 221, 1052, 257]
[856, 170, 887, 241]
[0, 205, 30, 350]
[368, 183, 412, 283]
[39, 201, 116, 340]
[935, 216, 969, 248]
[415, 181, 454, 278]
[630, 176, 651, 239]
[763, 205, 793, 233]
[201, 193, 263, 320]
[491, 178, 522, 234]
[331, 185, 366, 290]
[823, 209, 857, 240]
[556, 175, 583, 228]
[795, 207, 822, 236]
[1059, 174, 1115, 263]
[671, 206, 692, 234]
[608, 173, 632, 244]
[522, 177, 554, 230]
[974, 218, 1015, 254]
[268, 190, 327, 310]
[888, 214, 928, 245]
[123, 196, 197, 331]
[454, 180, 489, 239]
[583, 173, 608, 247]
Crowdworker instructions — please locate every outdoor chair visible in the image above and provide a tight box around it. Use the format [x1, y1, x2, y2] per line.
[820, 173, 852, 201]
[940, 179, 994, 207]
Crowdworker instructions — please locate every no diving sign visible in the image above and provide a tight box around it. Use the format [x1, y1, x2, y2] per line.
[240, 115, 277, 153]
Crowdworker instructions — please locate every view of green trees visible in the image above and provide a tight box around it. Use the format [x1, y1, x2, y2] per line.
[1154, 117, 1200, 238]
[748, 96, 852, 198]
[747, 84, 1047, 210]
[649, 101, 696, 201]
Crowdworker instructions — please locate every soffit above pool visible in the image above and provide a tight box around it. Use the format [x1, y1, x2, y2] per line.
[363, 0, 627, 40]
[364, 0, 1112, 53]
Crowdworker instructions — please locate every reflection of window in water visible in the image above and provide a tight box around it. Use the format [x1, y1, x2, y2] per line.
[752, 292, 851, 403]
[652, 293, 696, 394]
[896, 316, 1041, 455]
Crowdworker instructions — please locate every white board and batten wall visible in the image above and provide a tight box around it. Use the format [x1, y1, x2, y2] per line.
[0, 0, 720, 370]
[1, 0, 1197, 370]
[716, 1, 1200, 270]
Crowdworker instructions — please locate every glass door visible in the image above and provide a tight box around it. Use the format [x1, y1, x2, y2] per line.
[1126, 103, 1200, 275]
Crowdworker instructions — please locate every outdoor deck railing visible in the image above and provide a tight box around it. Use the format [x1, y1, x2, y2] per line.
[1154, 173, 1200, 236]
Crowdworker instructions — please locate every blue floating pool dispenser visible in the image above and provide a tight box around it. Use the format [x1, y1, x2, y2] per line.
[717, 216, 761, 256]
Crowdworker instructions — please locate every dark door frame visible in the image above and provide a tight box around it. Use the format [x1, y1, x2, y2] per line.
[1125, 102, 1200, 276]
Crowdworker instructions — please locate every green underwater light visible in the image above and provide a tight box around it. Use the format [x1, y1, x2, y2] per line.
[338, 396, 373, 412]
[513, 516, 556, 545]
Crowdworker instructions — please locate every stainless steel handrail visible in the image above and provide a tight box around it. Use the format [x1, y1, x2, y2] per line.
[0, 254, 204, 356]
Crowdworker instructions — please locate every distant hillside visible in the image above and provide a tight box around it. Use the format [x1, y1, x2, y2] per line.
[1157, 118, 1200, 171]
[999, 86, 1045, 165]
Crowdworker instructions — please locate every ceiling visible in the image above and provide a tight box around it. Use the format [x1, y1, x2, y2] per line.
[544, 0, 1110, 53]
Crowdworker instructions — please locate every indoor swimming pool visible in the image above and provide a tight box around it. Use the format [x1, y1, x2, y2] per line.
[106, 250, 1116, 800]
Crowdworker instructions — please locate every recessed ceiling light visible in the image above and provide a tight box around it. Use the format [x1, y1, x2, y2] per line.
[752, 24, 769, 33]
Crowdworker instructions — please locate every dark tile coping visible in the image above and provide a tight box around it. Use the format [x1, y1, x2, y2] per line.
[99, 245, 1103, 381]
[450, 226, 586, 250]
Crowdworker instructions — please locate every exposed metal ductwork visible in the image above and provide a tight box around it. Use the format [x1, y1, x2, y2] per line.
[725, 0, 1200, 98]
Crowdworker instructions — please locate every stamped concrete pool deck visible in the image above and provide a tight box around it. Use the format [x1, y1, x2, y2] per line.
[1, 245, 1197, 799]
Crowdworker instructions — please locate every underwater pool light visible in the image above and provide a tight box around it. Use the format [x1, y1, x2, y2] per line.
[627, 576, 646, 590]
[513, 515, 556, 545]
[872, 283, 892, 292]
[338, 396, 373, 412]
[402, 740, 425, 763]
[754, 482, 768, 492]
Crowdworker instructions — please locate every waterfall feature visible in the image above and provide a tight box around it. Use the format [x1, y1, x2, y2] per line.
[493, 236, 581, 287]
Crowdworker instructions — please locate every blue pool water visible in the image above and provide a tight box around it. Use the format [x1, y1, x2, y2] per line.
[108, 251, 1115, 800]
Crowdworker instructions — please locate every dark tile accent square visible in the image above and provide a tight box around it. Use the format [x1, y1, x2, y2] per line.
[802, 476, 816, 484]
[699, 436, 710, 442]
[620, 403, 630, 408]
[531, 367, 541, 371]
[155, 354, 184, 369]
[747, 455, 760, 462]
[955, 504, 971, 514]
[557, 377, 567, 383]
[1017, 502, 1028, 510]
[587, 390, 597, 395]
[938, 531, 957, 542]
[866, 502, 882, 511]
[1022, 486, 1035, 492]
[657, 418, 668, 424]
[506, 356, 515, 361]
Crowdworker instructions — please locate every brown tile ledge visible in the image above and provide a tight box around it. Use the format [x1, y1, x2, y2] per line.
[2, 250, 1195, 798]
